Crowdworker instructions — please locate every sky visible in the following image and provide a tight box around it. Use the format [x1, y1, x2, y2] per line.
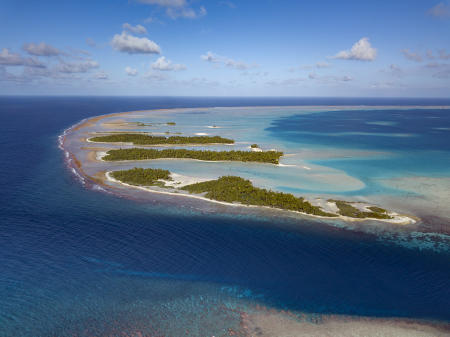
[0, 0, 449, 97]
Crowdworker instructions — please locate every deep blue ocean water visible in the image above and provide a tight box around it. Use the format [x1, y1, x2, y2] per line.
[1, 97, 450, 336]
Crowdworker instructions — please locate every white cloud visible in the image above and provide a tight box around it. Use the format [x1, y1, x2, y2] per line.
[125, 66, 138, 76]
[152, 56, 186, 71]
[201, 51, 255, 70]
[122, 23, 148, 35]
[428, 2, 450, 18]
[22, 42, 60, 56]
[57, 60, 99, 73]
[0, 48, 46, 68]
[112, 32, 161, 54]
[333, 37, 377, 61]
[401, 49, 423, 62]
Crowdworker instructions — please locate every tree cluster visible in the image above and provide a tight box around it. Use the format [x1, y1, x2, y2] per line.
[181, 176, 337, 217]
[90, 134, 234, 145]
[103, 148, 284, 164]
[334, 201, 392, 219]
[111, 167, 171, 186]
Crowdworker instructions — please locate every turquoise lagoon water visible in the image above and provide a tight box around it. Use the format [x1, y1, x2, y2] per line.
[84, 106, 450, 205]
[1, 97, 450, 336]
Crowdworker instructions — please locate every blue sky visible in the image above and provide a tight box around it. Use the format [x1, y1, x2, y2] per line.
[1, 0, 449, 96]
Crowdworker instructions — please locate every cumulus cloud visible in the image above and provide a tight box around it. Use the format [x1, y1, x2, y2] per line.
[152, 56, 186, 71]
[112, 32, 161, 54]
[122, 23, 148, 35]
[401, 49, 423, 62]
[0, 48, 46, 68]
[428, 2, 450, 18]
[333, 37, 377, 61]
[22, 42, 60, 56]
[57, 60, 99, 73]
[201, 51, 255, 70]
[125, 66, 138, 76]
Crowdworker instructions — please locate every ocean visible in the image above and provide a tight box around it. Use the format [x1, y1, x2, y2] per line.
[1, 96, 449, 336]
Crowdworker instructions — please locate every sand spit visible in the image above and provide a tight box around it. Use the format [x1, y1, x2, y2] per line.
[241, 311, 450, 337]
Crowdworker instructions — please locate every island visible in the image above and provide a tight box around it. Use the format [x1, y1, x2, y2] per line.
[89, 134, 234, 145]
[102, 148, 284, 164]
[107, 167, 402, 220]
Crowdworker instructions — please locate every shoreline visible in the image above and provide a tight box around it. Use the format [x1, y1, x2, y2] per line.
[95, 150, 284, 166]
[60, 105, 430, 226]
[86, 137, 236, 147]
[105, 171, 416, 225]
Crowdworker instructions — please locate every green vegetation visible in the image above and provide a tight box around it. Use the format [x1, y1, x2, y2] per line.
[103, 148, 284, 164]
[333, 200, 392, 219]
[109, 169, 395, 220]
[251, 144, 259, 148]
[90, 133, 234, 145]
[110, 167, 171, 186]
[166, 122, 176, 125]
[181, 176, 337, 217]
[368, 206, 387, 214]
